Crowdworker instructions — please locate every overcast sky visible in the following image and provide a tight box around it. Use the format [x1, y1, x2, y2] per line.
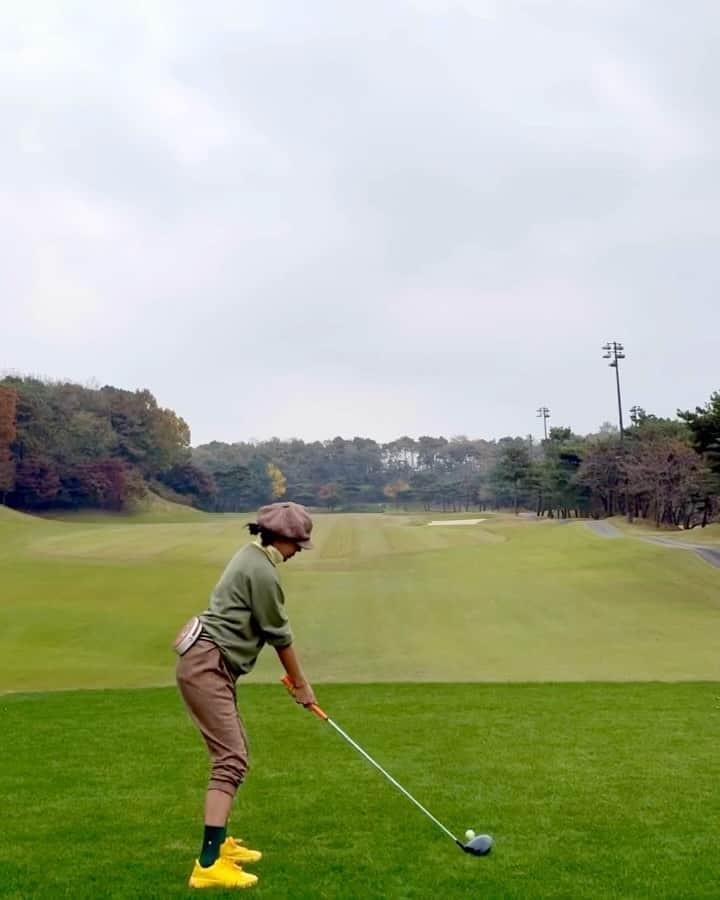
[3, 1, 719, 446]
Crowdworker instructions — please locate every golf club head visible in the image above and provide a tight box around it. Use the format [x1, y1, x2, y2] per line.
[460, 834, 493, 856]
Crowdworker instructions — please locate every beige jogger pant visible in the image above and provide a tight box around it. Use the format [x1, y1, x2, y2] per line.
[176, 638, 249, 797]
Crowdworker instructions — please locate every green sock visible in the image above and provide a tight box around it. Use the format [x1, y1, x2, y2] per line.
[199, 825, 226, 867]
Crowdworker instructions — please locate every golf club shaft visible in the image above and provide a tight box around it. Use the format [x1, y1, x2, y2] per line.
[324, 715, 458, 844]
[280, 676, 459, 845]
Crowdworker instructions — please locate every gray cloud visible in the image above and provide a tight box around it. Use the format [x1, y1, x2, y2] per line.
[3, 1, 719, 444]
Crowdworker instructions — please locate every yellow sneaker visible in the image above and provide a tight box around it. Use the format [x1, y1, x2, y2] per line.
[221, 836, 263, 865]
[188, 856, 258, 889]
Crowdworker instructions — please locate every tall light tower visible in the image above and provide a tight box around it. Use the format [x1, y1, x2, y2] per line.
[602, 342, 626, 440]
[536, 406, 550, 440]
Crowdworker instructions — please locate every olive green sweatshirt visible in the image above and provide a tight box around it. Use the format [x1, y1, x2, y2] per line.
[199, 542, 293, 678]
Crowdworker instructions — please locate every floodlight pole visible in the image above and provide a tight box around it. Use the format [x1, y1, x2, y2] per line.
[536, 406, 550, 441]
[602, 342, 626, 440]
[602, 341, 631, 520]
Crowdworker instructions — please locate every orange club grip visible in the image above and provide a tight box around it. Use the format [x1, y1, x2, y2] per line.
[281, 675, 328, 720]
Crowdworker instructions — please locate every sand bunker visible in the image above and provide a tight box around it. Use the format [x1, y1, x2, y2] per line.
[427, 518, 487, 526]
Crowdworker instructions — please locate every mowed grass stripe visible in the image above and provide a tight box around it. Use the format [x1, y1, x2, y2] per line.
[20, 513, 501, 564]
[1, 512, 719, 691]
[1, 684, 718, 899]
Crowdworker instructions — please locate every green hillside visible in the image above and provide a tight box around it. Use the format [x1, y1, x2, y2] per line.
[1, 512, 718, 692]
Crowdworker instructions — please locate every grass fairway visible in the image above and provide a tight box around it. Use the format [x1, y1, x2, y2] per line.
[2, 507, 719, 897]
[1, 683, 719, 899]
[1, 509, 719, 690]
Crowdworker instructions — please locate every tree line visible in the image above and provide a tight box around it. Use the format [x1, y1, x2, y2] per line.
[1, 374, 718, 528]
[0, 377, 201, 510]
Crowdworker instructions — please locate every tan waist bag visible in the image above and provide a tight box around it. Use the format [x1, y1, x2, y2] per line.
[173, 616, 202, 655]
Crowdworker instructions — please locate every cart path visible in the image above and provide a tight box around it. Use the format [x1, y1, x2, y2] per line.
[640, 535, 720, 569]
[583, 521, 720, 568]
[584, 520, 623, 538]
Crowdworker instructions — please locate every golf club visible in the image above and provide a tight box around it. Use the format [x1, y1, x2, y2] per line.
[281, 677, 493, 857]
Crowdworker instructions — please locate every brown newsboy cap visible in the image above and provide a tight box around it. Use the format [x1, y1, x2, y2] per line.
[257, 502, 314, 549]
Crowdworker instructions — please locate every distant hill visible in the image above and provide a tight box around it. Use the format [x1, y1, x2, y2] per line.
[0, 505, 46, 524]
[38, 492, 212, 524]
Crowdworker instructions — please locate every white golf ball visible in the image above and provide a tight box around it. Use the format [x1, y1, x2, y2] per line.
[465, 829, 476, 841]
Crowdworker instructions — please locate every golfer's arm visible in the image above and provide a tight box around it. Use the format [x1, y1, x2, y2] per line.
[275, 643, 309, 687]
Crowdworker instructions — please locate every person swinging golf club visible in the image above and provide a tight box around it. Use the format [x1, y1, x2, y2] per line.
[175, 501, 316, 890]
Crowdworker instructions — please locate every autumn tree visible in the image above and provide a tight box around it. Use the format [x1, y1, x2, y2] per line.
[317, 481, 344, 510]
[266, 463, 287, 499]
[158, 462, 216, 506]
[575, 439, 622, 517]
[63, 460, 146, 510]
[12, 457, 61, 509]
[621, 438, 715, 528]
[1, 376, 194, 511]
[0, 386, 17, 502]
[383, 479, 411, 509]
